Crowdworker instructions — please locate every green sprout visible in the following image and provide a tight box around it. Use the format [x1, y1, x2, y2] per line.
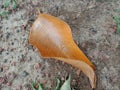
[32, 75, 74, 90]
[113, 15, 120, 34]
[3, 0, 17, 9]
[0, 11, 7, 18]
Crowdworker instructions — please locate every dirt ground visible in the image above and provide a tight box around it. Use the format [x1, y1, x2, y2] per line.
[0, 0, 120, 90]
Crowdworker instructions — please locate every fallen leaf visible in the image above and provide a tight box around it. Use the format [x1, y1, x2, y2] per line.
[29, 13, 96, 88]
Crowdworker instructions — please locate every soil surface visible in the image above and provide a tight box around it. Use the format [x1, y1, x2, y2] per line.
[0, 0, 120, 90]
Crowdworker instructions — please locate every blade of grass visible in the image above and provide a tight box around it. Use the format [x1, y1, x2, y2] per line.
[60, 75, 71, 90]
[12, 0, 17, 9]
[38, 83, 44, 90]
[113, 15, 120, 24]
[54, 79, 61, 90]
[31, 81, 37, 90]
[117, 24, 120, 34]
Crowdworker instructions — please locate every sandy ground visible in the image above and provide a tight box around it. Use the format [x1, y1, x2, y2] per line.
[0, 0, 120, 90]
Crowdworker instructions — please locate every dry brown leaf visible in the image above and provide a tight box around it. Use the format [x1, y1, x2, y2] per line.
[29, 13, 96, 88]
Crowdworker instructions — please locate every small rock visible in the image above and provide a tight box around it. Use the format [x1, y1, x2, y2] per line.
[6, 32, 11, 39]
[109, 26, 117, 33]
[0, 77, 7, 84]
[21, 71, 29, 77]
[105, 55, 110, 59]
[71, 79, 76, 86]
[0, 77, 4, 84]
[0, 67, 3, 72]
[61, 76, 65, 81]
[93, 50, 99, 58]
[0, 15, 2, 21]
[43, 79, 47, 84]
[4, 59, 7, 63]
[76, 69, 81, 76]
[16, 29, 20, 33]
[27, 45, 33, 50]
[34, 63, 41, 70]
[7, 72, 17, 80]
[45, 73, 50, 78]
[0, 47, 4, 54]
[3, 66, 9, 71]
[62, 61, 65, 65]
[32, 1, 38, 6]
[23, 83, 32, 90]
[89, 27, 97, 34]
[15, 85, 22, 90]
[58, 15, 65, 20]
[6, 81, 12, 86]
[11, 42, 14, 45]
[10, 61, 16, 66]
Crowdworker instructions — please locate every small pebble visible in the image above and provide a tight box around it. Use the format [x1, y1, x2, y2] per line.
[15, 85, 22, 90]
[22, 71, 29, 77]
[11, 42, 14, 45]
[34, 63, 41, 70]
[7, 81, 12, 86]
[27, 45, 33, 50]
[0, 67, 3, 72]
[45, 73, 50, 78]
[61, 76, 65, 81]
[0, 47, 4, 54]
[0, 77, 6, 84]
[71, 79, 76, 86]
[16, 29, 20, 33]
[0, 16, 2, 21]
[4, 59, 7, 63]
[7, 72, 17, 80]
[3, 66, 9, 71]
[11, 61, 16, 66]
[105, 55, 110, 59]
[23, 83, 32, 89]
[76, 69, 81, 76]
[89, 27, 97, 34]
[6, 32, 11, 39]
[62, 61, 65, 65]
[43, 79, 47, 84]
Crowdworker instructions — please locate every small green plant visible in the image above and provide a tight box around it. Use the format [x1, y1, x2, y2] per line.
[0, 0, 17, 18]
[31, 75, 74, 90]
[113, 15, 120, 34]
[0, 11, 7, 18]
[3, 0, 17, 9]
